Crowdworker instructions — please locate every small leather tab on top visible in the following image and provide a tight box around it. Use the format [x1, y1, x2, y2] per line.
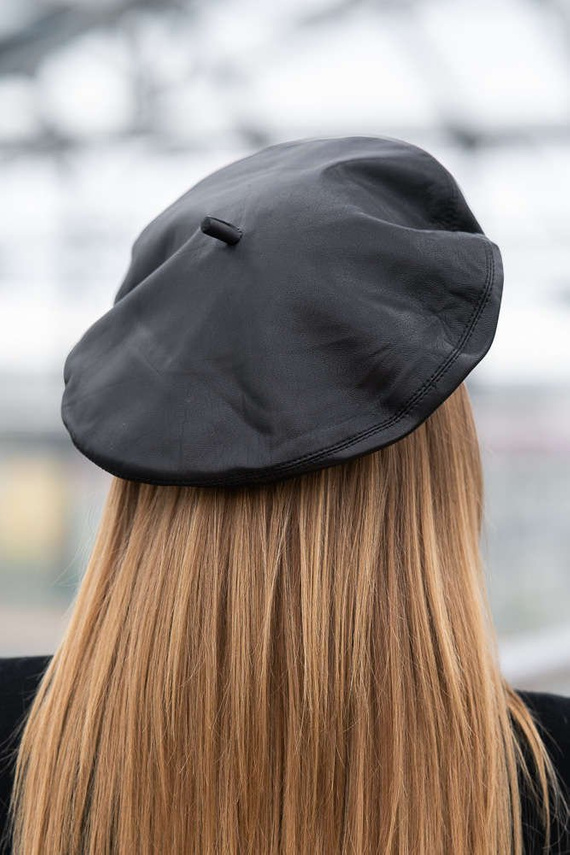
[200, 216, 242, 246]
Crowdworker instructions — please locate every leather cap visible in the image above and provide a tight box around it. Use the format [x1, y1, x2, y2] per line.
[61, 135, 504, 487]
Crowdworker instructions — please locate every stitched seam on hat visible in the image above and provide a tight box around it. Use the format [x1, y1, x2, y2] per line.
[238, 238, 495, 478]
[130, 237, 493, 487]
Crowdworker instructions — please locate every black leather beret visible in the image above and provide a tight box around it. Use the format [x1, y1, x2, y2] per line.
[61, 135, 503, 487]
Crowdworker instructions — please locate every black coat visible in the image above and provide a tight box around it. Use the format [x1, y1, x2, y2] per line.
[0, 656, 569, 853]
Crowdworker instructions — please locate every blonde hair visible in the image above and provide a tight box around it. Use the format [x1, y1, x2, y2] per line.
[8, 383, 569, 853]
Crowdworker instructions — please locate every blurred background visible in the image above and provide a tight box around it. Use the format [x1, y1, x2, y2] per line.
[0, 0, 569, 691]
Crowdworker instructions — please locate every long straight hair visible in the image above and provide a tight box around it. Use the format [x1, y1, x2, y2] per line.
[8, 383, 569, 853]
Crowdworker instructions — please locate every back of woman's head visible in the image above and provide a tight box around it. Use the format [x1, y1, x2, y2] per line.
[9, 382, 569, 853]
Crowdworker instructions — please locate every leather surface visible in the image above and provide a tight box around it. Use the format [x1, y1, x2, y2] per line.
[61, 135, 504, 486]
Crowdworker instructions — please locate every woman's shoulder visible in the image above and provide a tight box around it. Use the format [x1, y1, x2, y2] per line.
[515, 686, 570, 726]
[0, 656, 52, 851]
[515, 689, 570, 756]
[0, 655, 52, 733]
[514, 687, 570, 787]
[514, 688, 570, 852]
[0, 654, 52, 742]
[0, 654, 52, 684]
[0, 655, 51, 725]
